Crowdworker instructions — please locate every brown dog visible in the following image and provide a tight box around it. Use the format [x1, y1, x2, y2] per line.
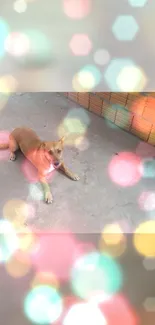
[0, 127, 80, 203]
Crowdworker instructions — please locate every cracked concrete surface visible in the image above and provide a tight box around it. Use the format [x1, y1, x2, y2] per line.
[0, 92, 154, 232]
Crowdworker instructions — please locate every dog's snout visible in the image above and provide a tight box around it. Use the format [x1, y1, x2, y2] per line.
[54, 161, 60, 167]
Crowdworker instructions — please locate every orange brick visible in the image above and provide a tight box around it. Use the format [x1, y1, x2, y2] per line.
[89, 94, 102, 106]
[143, 98, 155, 123]
[68, 92, 78, 102]
[115, 107, 133, 131]
[110, 95, 127, 106]
[97, 92, 111, 100]
[89, 105, 102, 115]
[113, 92, 129, 98]
[102, 100, 110, 111]
[131, 115, 152, 141]
[146, 97, 155, 106]
[89, 94, 102, 115]
[78, 93, 89, 109]
[145, 92, 155, 97]
[102, 104, 117, 122]
[126, 97, 146, 116]
[111, 92, 128, 104]
[78, 92, 89, 98]
[148, 126, 155, 145]
[128, 92, 141, 100]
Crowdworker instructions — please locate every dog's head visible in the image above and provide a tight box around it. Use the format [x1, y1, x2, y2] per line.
[41, 136, 65, 168]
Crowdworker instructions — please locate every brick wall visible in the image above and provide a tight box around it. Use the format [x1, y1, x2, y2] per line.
[61, 92, 155, 145]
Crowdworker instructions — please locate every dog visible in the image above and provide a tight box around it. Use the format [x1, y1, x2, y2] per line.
[0, 127, 80, 203]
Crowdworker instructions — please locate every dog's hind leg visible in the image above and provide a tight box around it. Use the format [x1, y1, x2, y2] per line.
[9, 134, 19, 161]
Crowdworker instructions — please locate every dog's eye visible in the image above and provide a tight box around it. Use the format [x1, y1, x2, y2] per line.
[49, 150, 53, 155]
[57, 149, 61, 154]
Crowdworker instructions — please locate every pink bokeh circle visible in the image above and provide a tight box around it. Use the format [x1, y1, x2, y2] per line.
[0, 131, 10, 161]
[31, 232, 96, 282]
[63, 0, 91, 19]
[108, 152, 142, 187]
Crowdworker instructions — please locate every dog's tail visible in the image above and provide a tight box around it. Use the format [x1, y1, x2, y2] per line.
[0, 143, 9, 149]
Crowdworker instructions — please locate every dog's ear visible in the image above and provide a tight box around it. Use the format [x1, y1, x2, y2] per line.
[59, 136, 65, 144]
[40, 142, 47, 149]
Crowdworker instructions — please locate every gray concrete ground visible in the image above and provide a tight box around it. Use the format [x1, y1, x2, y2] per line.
[0, 92, 154, 232]
[0, 93, 155, 325]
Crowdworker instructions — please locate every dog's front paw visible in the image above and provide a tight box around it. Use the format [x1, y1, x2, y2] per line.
[10, 153, 16, 161]
[45, 192, 53, 204]
[71, 174, 80, 181]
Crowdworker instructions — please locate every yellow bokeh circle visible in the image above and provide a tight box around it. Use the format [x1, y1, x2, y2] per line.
[133, 220, 155, 257]
[5, 251, 31, 278]
[99, 223, 126, 257]
[3, 199, 29, 229]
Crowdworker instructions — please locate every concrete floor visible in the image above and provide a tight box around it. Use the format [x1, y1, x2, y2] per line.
[0, 92, 154, 232]
[0, 93, 155, 325]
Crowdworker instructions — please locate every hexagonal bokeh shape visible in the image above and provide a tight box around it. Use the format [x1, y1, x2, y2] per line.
[104, 58, 137, 91]
[128, 0, 148, 7]
[69, 34, 92, 56]
[112, 15, 139, 41]
[143, 297, 155, 312]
